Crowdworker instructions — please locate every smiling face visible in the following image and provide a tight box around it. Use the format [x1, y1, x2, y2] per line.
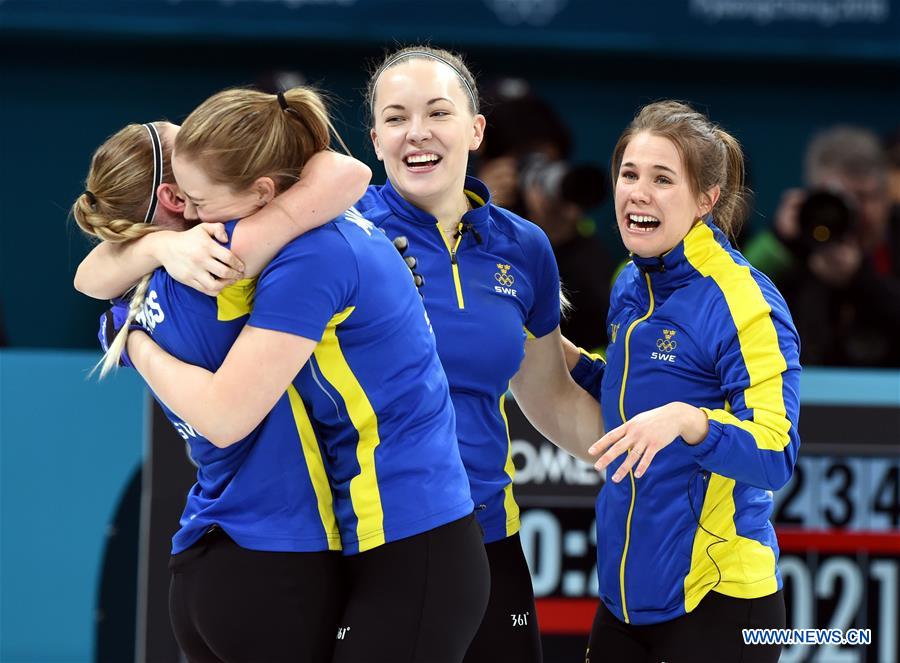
[172, 152, 272, 223]
[615, 132, 718, 257]
[370, 58, 485, 211]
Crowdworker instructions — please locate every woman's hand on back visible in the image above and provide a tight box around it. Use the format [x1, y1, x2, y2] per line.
[158, 223, 245, 296]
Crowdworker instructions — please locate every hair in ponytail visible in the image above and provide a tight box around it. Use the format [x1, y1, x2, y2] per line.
[174, 86, 345, 194]
[72, 121, 174, 377]
[91, 273, 152, 379]
[610, 100, 749, 240]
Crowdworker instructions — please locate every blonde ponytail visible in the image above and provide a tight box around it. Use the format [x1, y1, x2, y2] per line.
[91, 273, 152, 378]
[175, 86, 346, 194]
[713, 128, 749, 240]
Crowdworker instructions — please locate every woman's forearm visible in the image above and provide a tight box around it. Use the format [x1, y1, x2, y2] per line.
[74, 231, 170, 299]
[231, 152, 372, 276]
[127, 325, 318, 447]
[127, 330, 238, 445]
[514, 376, 604, 464]
[511, 329, 605, 464]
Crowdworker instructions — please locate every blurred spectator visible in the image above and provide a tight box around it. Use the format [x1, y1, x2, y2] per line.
[476, 78, 614, 350]
[747, 126, 900, 367]
[885, 127, 900, 207]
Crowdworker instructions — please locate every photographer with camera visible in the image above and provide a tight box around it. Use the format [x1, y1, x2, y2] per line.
[475, 79, 614, 350]
[752, 125, 900, 367]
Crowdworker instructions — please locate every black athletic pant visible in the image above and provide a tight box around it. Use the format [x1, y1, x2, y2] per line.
[464, 533, 542, 663]
[332, 513, 491, 663]
[587, 589, 785, 663]
[168, 526, 347, 663]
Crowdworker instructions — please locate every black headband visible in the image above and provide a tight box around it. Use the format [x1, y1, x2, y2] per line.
[143, 123, 163, 224]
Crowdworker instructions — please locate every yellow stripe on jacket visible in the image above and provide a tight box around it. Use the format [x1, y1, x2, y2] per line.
[684, 224, 792, 452]
[313, 306, 386, 552]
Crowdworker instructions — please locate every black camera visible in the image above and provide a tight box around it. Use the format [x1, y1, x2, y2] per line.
[796, 190, 855, 248]
[519, 154, 607, 210]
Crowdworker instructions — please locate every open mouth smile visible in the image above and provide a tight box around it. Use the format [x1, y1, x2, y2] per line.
[404, 153, 442, 172]
[626, 213, 661, 233]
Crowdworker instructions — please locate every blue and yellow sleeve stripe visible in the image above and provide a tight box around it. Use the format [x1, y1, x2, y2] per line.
[683, 223, 800, 490]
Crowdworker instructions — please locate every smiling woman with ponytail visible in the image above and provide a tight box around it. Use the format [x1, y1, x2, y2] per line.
[564, 101, 800, 663]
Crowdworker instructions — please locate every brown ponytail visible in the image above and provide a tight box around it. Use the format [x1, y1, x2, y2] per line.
[611, 100, 749, 240]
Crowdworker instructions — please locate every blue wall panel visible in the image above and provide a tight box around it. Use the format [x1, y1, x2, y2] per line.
[0, 351, 145, 662]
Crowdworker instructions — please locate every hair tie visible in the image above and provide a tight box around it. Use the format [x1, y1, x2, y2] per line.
[276, 90, 313, 139]
[84, 190, 98, 207]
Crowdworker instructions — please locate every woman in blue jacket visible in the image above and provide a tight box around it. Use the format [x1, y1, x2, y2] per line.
[106, 47, 605, 663]
[353, 46, 606, 663]
[566, 100, 800, 663]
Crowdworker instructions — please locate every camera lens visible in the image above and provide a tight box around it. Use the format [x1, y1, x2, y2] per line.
[796, 191, 854, 246]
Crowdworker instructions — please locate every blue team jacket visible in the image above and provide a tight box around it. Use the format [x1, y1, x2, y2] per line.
[355, 177, 562, 543]
[140, 222, 340, 555]
[571, 218, 801, 625]
[247, 210, 473, 555]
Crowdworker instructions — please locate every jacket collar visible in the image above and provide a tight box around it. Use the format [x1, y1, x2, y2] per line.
[378, 176, 493, 231]
[630, 216, 731, 297]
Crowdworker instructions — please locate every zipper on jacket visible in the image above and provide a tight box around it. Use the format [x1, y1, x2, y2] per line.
[437, 222, 465, 309]
[617, 271, 655, 624]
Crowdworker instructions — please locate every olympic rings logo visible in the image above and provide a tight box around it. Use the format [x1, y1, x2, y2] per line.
[656, 339, 677, 352]
[495, 263, 515, 286]
[656, 329, 677, 352]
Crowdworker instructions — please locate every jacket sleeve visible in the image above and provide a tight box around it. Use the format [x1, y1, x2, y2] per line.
[570, 348, 605, 403]
[685, 287, 801, 491]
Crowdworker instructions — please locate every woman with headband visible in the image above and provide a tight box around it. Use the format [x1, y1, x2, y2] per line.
[74, 119, 366, 301]
[82, 49, 604, 662]
[353, 46, 603, 663]
[113, 87, 490, 663]
[73, 114, 372, 662]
